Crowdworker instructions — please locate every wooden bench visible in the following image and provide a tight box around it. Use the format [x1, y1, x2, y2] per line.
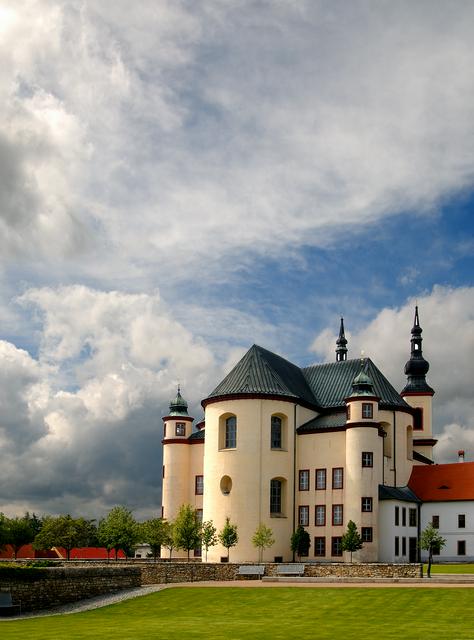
[237, 565, 265, 578]
[275, 563, 305, 577]
[0, 591, 21, 617]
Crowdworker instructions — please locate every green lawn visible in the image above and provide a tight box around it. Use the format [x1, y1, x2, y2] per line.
[424, 563, 474, 574]
[2, 587, 474, 640]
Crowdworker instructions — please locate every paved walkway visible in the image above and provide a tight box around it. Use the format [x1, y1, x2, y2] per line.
[3, 577, 474, 620]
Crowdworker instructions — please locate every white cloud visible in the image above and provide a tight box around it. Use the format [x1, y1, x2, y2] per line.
[311, 285, 474, 463]
[0, 2, 473, 283]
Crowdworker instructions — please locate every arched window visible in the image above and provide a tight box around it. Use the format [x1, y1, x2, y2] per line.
[225, 416, 237, 448]
[271, 416, 282, 449]
[270, 479, 282, 514]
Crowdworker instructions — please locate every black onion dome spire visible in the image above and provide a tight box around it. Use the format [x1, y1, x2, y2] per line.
[336, 318, 348, 362]
[402, 306, 434, 394]
[169, 385, 189, 416]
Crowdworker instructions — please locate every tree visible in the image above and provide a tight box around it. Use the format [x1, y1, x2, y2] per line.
[161, 520, 175, 559]
[97, 506, 140, 559]
[218, 517, 238, 561]
[341, 520, 363, 562]
[0, 513, 6, 551]
[420, 523, 446, 578]
[4, 517, 35, 559]
[23, 512, 43, 537]
[201, 521, 218, 562]
[290, 525, 310, 560]
[252, 523, 275, 562]
[173, 504, 202, 561]
[33, 515, 96, 560]
[141, 518, 167, 561]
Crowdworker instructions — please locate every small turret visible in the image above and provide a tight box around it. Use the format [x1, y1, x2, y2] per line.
[336, 318, 348, 362]
[402, 306, 434, 394]
[351, 362, 375, 397]
[168, 385, 189, 416]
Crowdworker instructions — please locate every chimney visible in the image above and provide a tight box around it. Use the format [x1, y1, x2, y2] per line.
[458, 450, 465, 463]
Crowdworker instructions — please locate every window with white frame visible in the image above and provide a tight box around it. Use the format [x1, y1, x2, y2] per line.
[298, 505, 309, 526]
[332, 504, 343, 526]
[299, 469, 310, 491]
[175, 422, 186, 436]
[315, 505, 326, 526]
[361, 497, 373, 512]
[316, 468, 326, 490]
[332, 467, 343, 489]
[362, 403, 373, 419]
[361, 451, 373, 468]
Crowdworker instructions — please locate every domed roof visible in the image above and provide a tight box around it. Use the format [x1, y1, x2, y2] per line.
[168, 386, 189, 416]
[350, 361, 377, 397]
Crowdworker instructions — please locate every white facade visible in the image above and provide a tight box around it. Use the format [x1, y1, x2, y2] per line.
[378, 500, 419, 563]
[420, 502, 474, 562]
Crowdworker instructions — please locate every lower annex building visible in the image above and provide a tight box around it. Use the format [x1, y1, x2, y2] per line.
[162, 308, 473, 563]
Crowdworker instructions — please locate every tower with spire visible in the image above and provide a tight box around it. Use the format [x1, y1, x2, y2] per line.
[336, 318, 348, 361]
[161, 386, 201, 549]
[401, 306, 436, 462]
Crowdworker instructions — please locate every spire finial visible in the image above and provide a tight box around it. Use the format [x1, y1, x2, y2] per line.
[402, 305, 434, 395]
[335, 317, 348, 361]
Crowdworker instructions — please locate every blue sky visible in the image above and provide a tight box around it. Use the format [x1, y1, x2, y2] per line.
[0, 1, 473, 518]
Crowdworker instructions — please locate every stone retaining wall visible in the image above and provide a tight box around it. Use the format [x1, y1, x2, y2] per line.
[0, 566, 141, 612]
[0, 562, 421, 611]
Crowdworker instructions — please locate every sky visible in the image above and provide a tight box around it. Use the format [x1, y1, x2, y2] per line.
[0, 0, 473, 520]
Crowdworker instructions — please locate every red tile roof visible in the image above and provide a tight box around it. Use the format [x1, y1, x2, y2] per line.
[408, 461, 474, 502]
[0, 544, 58, 559]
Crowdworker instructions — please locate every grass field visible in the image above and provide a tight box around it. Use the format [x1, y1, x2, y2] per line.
[2, 587, 474, 640]
[424, 563, 474, 574]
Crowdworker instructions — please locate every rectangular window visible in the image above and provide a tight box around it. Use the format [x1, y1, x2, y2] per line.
[395, 536, 399, 556]
[402, 508, 406, 527]
[299, 469, 310, 491]
[193, 546, 202, 558]
[458, 540, 466, 556]
[361, 451, 373, 468]
[402, 537, 407, 556]
[316, 469, 327, 490]
[362, 403, 373, 419]
[413, 407, 423, 431]
[361, 527, 373, 543]
[361, 497, 373, 513]
[195, 475, 204, 495]
[332, 467, 343, 489]
[298, 506, 309, 527]
[163, 424, 167, 437]
[409, 508, 417, 527]
[331, 537, 343, 557]
[175, 422, 186, 436]
[270, 479, 282, 514]
[395, 506, 399, 526]
[315, 505, 326, 526]
[432, 515, 439, 529]
[458, 514, 466, 529]
[225, 416, 237, 448]
[332, 504, 343, 526]
[347, 404, 351, 420]
[195, 509, 203, 523]
[433, 544, 440, 556]
[314, 537, 326, 557]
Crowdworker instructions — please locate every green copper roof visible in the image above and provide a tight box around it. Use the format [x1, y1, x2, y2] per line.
[169, 387, 189, 416]
[297, 411, 347, 433]
[378, 485, 421, 503]
[302, 358, 407, 409]
[204, 345, 409, 410]
[206, 345, 316, 405]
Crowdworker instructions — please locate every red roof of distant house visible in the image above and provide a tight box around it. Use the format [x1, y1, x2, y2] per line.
[0, 545, 126, 560]
[0, 544, 58, 559]
[408, 461, 474, 502]
[53, 547, 126, 559]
